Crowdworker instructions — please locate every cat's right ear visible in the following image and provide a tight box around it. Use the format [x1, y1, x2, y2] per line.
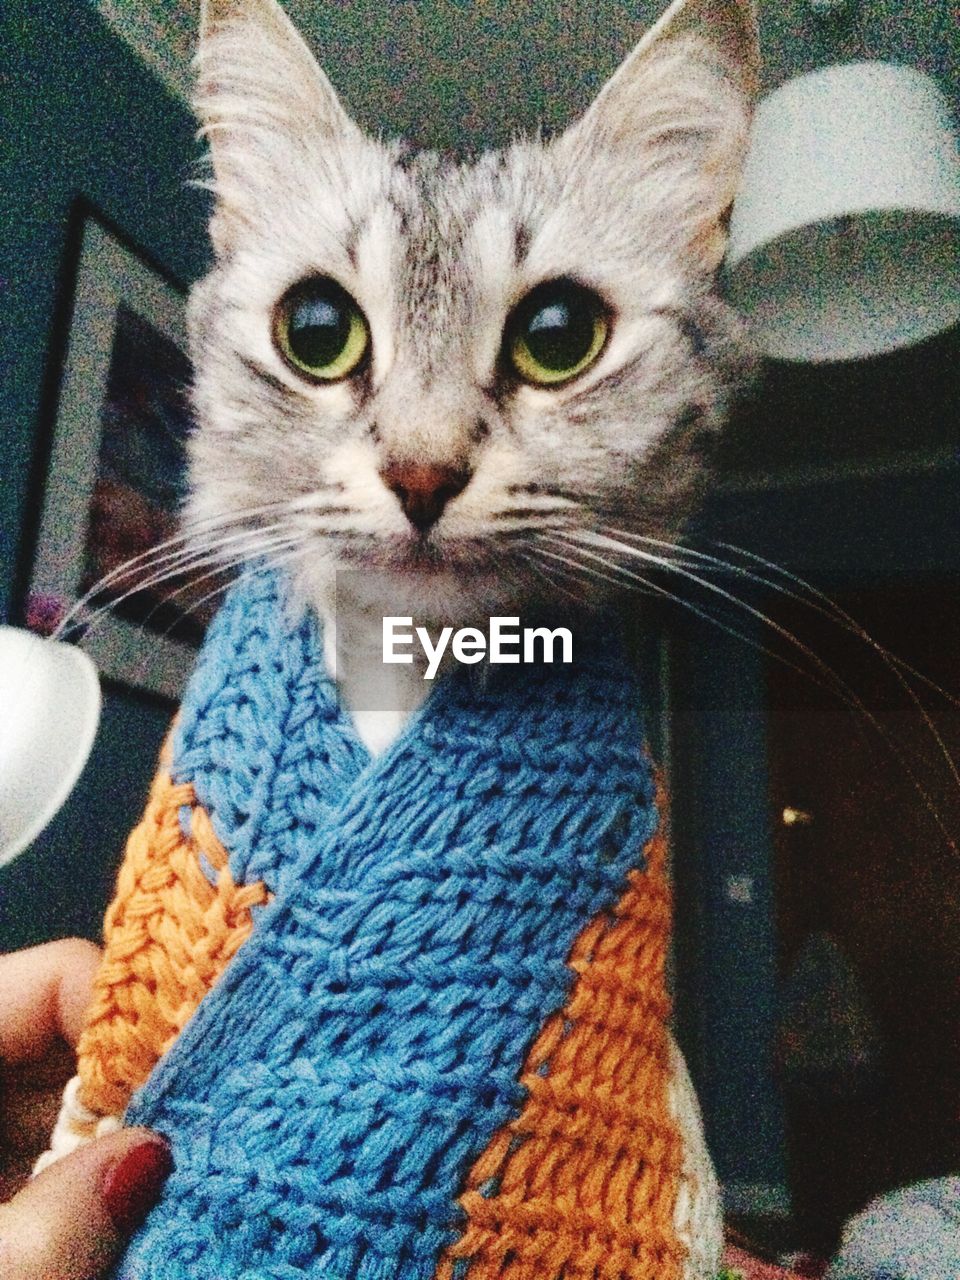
[558, 0, 760, 274]
[196, 0, 361, 256]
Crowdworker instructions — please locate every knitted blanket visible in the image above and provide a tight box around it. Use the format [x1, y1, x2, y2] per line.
[64, 569, 717, 1279]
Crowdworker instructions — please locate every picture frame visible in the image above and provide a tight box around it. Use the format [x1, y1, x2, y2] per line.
[26, 206, 211, 701]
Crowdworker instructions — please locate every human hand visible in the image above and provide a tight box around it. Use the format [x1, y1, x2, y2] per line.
[0, 941, 171, 1278]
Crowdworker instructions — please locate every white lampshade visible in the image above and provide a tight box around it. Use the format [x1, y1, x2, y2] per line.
[724, 62, 960, 362]
[0, 627, 101, 868]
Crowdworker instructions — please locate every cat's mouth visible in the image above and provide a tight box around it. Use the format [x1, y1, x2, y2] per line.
[393, 535, 448, 574]
[329, 532, 528, 626]
[343, 531, 490, 577]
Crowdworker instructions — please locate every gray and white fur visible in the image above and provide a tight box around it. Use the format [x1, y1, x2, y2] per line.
[186, 0, 758, 751]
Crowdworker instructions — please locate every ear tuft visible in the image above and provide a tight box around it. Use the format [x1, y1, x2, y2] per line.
[196, 0, 359, 256]
[641, 0, 760, 102]
[561, 0, 760, 273]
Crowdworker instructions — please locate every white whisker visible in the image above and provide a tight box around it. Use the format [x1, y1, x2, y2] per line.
[607, 527, 960, 713]
[53, 499, 303, 639]
[542, 535, 822, 687]
[563, 526, 959, 855]
[516, 546, 601, 604]
[598, 526, 960, 809]
[62, 527, 302, 645]
[52, 491, 350, 643]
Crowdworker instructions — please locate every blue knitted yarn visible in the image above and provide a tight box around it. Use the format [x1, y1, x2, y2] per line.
[171, 570, 369, 895]
[116, 569, 657, 1280]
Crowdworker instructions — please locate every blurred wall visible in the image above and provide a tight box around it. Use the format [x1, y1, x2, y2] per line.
[93, 0, 960, 152]
[1, 0, 210, 946]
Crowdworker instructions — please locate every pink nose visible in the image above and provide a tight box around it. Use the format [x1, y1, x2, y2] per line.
[381, 462, 470, 532]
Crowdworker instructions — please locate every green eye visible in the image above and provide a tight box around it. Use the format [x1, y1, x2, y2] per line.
[274, 277, 369, 381]
[507, 280, 608, 387]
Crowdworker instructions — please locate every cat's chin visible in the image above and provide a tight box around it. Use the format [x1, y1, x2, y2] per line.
[292, 530, 602, 633]
[336, 563, 526, 633]
[294, 552, 562, 635]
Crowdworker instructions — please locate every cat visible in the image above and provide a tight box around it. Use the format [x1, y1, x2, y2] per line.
[42, 0, 760, 1275]
[183, 0, 757, 753]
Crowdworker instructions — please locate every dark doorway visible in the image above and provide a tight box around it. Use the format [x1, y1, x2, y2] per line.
[766, 579, 960, 1254]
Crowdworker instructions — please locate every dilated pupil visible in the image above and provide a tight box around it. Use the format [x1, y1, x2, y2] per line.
[288, 296, 349, 369]
[524, 298, 594, 371]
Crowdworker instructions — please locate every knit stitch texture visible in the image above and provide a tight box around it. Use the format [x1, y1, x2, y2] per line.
[98, 569, 674, 1279]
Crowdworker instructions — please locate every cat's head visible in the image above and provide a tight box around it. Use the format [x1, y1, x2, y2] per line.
[186, 0, 758, 625]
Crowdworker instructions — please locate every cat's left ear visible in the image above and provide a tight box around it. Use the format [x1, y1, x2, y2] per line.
[560, 0, 760, 272]
[196, 0, 362, 256]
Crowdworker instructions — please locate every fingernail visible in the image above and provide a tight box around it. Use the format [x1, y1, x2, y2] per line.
[101, 1137, 173, 1235]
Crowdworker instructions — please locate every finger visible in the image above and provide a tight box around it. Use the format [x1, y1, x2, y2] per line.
[0, 1127, 171, 1280]
[0, 1039, 76, 1201]
[0, 941, 102, 1061]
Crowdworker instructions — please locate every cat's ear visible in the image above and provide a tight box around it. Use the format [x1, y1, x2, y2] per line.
[196, 0, 361, 255]
[560, 0, 759, 272]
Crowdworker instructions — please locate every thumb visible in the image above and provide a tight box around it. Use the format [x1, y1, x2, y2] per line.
[0, 1128, 171, 1280]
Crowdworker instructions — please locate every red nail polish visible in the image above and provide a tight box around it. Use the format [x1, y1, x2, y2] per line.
[101, 1138, 173, 1235]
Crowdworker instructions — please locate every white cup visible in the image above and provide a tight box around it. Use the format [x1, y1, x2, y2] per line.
[0, 627, 101, 869]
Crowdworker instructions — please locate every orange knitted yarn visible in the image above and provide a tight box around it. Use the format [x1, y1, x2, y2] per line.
[436, 795, 681, 1280]
[75, 747, 682, 1277]
[75, 736, 270, 1118]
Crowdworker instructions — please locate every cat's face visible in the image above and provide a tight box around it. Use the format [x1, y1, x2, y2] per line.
[187, 0, 758, 625]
